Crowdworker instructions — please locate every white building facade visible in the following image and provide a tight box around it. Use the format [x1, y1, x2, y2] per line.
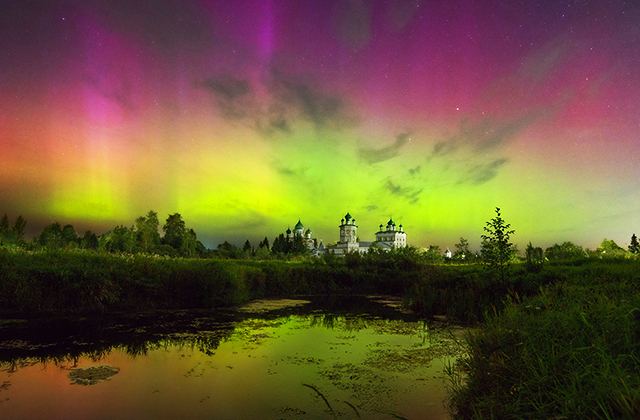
[282, 213, 407, 257]
[325, 213, 407, 256]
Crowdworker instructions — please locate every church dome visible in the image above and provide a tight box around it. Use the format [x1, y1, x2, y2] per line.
[294, 220, 304, 230]
[387, 218, 396, 226]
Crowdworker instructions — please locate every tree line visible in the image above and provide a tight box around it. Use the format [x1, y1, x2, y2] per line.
[0, 211, 207, 258]
[1, 209, 639, 262]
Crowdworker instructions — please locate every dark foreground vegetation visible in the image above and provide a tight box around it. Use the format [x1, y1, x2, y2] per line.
[1, 249, 640, 418]
[447, 258, 640, 419]
[0, 247, 429, 314]
[2, 207, 640, 419]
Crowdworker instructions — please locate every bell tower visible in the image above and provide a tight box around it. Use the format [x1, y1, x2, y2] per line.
[339, 212, 357, 244]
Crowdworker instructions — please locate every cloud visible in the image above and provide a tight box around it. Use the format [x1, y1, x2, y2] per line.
[359, 132, 411, 164]
[385, 178, 422, 204]
[420, 113, 536, 187]
[430, 141, 458, 159]
[261, 104, 292, 134]
[199, 77, 255, 120]
[198, 70, 354, 135]
[460, 158, 509, 185]
[273, 161, 307, 178]
[450, 115, 537, 152]
[272, 75, 353, 130]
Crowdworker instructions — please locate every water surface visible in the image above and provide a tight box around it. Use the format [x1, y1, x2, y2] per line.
[0, 296, 465, 420]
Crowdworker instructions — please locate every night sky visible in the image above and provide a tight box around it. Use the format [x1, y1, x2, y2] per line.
[1, 0, 639, 251]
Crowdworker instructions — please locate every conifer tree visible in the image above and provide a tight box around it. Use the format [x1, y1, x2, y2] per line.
[629, 234, 640, 254]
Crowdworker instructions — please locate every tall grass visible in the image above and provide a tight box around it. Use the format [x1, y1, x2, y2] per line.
[0, 249, 378, 314]
[448, 259, 640, 419]
[405, 264, 566, 323]
[0, 250, 253, 313]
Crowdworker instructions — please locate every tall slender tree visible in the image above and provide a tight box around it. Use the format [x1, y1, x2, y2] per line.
[629, 234, 640, 254]
[454, 237, 470, 262]
[481, 208, 515, 285]
[12, 215, 26, 243]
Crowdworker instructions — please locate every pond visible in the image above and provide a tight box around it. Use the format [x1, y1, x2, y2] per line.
[0, 295, 466, 420]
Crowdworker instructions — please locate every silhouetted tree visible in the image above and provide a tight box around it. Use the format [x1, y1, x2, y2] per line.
[135, 210, 161, 253]
[629, 234, 639, 254]
[0, 214, 27, 247]
[243, 239, 252, 252]
[544, 242, 585, 261]
[453, 237, 470, 262]
[481, 207, 515, 285]
[162, 213, 186, 250]
[217, 241, 241, 259]
[180, 228, 198, 257]
[525, 242, 544, 265]
[12, 215, 26, 244]
[81, 230, 99, 250]
[424, 245, 444, 264]
[597, 238, 626, 258]
[37, 222, 63, 249]
[290, 234, 308, 255]
[104, 226, 135, 253]
[0, 214, 9, 235]
[271, 233, 288, 254]
[61, 224, 79, 247]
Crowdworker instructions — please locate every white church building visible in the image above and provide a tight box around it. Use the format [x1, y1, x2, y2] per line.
[288, 212, 406, 256]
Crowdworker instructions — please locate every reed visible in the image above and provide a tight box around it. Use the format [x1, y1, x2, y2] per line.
[447, 259, 640, 419]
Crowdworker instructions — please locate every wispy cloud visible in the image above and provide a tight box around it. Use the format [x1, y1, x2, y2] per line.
[271, 73, 355, 130]
[385, 178, 422, 204]
[198, 70, 354, 135]
[199, 77, 254, 120]
[460, 158, 509, 185]
[359, 132, 411, 164]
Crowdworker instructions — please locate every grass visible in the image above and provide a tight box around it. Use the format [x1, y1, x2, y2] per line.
[0, 249, 387, 315]
[447, 259, 640, 419]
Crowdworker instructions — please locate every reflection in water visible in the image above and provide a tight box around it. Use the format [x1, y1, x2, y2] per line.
[0, 296, 465, 420]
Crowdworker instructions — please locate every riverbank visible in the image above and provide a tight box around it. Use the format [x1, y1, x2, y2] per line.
[447, 258, 640, 419]
[0, 248, 563, 319]
[0, 249, 422, 315]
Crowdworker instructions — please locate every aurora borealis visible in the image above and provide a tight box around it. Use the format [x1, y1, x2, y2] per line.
[1, 0, 639, 251]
